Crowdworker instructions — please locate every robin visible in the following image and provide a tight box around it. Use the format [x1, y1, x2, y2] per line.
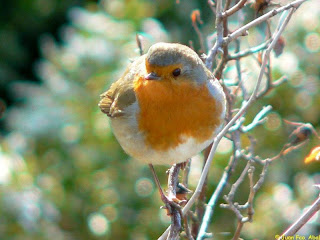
[99, 42, 226, 210]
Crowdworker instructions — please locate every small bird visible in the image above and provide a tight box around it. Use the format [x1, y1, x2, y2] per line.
[99, 42, 226, 209]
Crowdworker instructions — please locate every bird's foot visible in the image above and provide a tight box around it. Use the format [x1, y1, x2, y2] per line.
[160, 193, 186, 216]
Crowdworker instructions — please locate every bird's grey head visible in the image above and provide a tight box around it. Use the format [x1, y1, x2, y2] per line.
[144, 42, 208, 83]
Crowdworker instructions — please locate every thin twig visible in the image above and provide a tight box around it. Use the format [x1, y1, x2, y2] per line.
[229, 161, 251, 201]
[221, 0, 247, 18]
[183, 159, 192, 187]
[213, 0, 234, 79]
[228, 40, 271, 60]
[234, 39, 248, 100]
[242, 105, 273, 132]
[246, 166, 255, 222]
[232, 222, 244, 240]
[183, 215, 195, 240]
[205, 0, 223, 70]
[196, 131, 242, 240]
[225, 0, 306, 45]
[226, 160, 270, 239]
[278, 195, 320, 239]
[228, 105, 272, 132]
[195, 155, 236, 240]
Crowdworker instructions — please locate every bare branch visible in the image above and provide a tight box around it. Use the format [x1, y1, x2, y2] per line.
[228, 40, 271, 60]
[222, 160, 270, 239]
[159, 2, 306, 240]
[242, 105, 273, 132]
[190, 8, 296, 240]
[229, 105, 272, 132]
[205, 0, 223, 70]
[182, 215, 195, 240]
[253, 160, 270, 192]
[234, 39, 248, 100]
[182, 159, 192, 187]
[278, 195, 320, 239]
[228, 161, 251, 201]
[221, 0, 247, 18]
[224, 0, 307, 45]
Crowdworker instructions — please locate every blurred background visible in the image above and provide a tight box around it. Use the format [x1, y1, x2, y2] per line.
[0, 0, 319, 239]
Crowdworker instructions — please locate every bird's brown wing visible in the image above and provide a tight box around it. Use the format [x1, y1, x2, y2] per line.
[99, 56, 145, 118]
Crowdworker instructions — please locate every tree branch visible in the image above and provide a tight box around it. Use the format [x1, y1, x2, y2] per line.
[224, 0, 307, 45]
[221, 0, 247, 18]
[228, 40, 271, 60]
[205, 0, 223, 70]
[190, 8, 296, 240]
[278, 194, 320, 239]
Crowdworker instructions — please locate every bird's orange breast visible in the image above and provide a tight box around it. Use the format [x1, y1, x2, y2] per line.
[133, 76, 223, 151]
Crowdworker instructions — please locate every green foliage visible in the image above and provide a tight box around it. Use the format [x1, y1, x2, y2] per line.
[0, 0, 319, 239]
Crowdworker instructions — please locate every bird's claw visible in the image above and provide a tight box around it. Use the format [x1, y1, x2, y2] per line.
[160, 195, 185, 216]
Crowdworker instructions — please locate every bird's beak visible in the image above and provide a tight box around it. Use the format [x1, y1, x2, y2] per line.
[145, 72, 161, 80]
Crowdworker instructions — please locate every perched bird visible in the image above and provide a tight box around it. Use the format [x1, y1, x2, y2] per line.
[99, 42, 226, 209]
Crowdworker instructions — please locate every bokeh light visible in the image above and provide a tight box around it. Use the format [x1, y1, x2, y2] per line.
[217, 137, 233, 154]
[134, 177, 154, 197]
[275, 52, 298, 75]
[100, 204, 118, 222]
[264, 112, 282, 131]
[88, 212, 109, 236]
[99, 188, 119, 205]
[289, 70, 305, 87]
[60, 124, 81, 144]
[305, 32, 320, 52]
[159, 209, 171, 225]
[295, 90, 312, 110]
[273, 183, 293, 206]
[0, 151, 13, 184]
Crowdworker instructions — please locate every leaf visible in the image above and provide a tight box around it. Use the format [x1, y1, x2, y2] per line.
[304, 146, 320, 164]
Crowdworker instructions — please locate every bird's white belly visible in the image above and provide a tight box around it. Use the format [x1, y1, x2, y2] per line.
[112, 117, 216, 165]
[110, 103, 222, 165]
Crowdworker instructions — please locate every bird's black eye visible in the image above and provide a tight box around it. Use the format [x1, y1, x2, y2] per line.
[172, 68, 181, 77]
